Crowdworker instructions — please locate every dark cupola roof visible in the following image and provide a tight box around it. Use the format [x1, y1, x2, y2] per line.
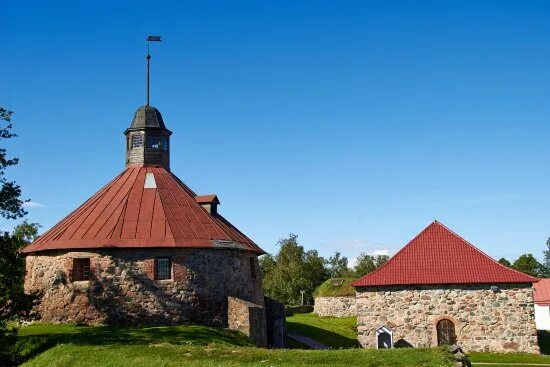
[125, 105, 172, 134]
[124, 105, 172, 170]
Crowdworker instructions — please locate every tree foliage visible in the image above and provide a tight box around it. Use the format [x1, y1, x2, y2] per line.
[260, 237, 392, 305]
[260, 234, 329, 305]
[0, 108, 38, 366]
[327, 252, 351, 278]
[353, 253, 389, 278]
[0, 108, 27, 220]
[512, 254, 541, 277]
[498, 258, 512, 267]
[540, 237, 550, 277]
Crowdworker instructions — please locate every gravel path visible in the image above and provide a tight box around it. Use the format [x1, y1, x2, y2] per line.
[287, 333, 330, 350]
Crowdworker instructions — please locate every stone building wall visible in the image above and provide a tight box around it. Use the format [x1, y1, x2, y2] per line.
[25, 248, 263, 327]
[356, 283, 539, 353]
[314, 296, 356, 317]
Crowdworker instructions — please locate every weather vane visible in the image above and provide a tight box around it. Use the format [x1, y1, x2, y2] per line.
[146, 35, 162, 106]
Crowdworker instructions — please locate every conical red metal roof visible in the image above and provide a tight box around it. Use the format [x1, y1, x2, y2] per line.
[23, 166, 264, 254]
[352, 221, 538, 287]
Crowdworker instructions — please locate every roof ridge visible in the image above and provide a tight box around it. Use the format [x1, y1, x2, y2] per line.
[154, 169, 189, 239]
[352, 221, 438, 287]
[433, 221, 539, 283]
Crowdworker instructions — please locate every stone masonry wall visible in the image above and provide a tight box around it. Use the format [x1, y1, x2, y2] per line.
[227, 296, 267, 347]
[356, 284, 538, 353]
[25, 248, 263, 327]
[314, 296, 356, 317]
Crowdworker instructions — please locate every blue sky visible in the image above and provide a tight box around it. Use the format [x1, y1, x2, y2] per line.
[2, 0, 549, 264]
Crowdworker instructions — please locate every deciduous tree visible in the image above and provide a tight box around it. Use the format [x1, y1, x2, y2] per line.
[498, 258, 512, 267]
[260, 234, 329, 305]
[327, 252, 351, 278]
[0, 108, 38, 366]
[353, 253, 389, 278]
[512, 254, 541, 277]
[540, 238, 550, 277]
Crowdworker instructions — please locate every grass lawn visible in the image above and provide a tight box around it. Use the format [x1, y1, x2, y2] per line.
[18, 323, 453, 366]
[469, 352, 550, 366]
[23, 344, 453, 367]
[285, 313, 359, 348]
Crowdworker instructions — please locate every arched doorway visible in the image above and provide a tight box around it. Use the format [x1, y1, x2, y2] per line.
[376, 326, 393, 349]
[436, 319, 456, 346]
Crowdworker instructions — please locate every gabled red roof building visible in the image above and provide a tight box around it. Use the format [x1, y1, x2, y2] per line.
[354, 221, 539, 354]
[533, 278, 550, 330]
[24, 104, 268, 345]
[352, 221, 537, 287]
[534, 278, 550, 306]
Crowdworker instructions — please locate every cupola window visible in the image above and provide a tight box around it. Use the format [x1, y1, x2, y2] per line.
[162, 136, 169, 151]
[147, 135, 161, 149]
[132, 134, 143, 149]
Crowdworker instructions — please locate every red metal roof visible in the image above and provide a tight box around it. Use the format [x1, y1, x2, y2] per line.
[23, 166, 264, 254]
[352, 221, 538, 287]
[534, 278, 550, 305]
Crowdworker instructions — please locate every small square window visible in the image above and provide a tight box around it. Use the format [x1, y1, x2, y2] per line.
[132, 134, 143, 149]
[72, 258, 90, 281]
[155, 257, 171, 280]
[249, 257, 256, 279]
[162, 136, 169, 151]
[147, 135, 161, 149]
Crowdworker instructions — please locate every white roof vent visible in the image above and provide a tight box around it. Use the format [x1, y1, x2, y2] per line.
[144, 172, 157, 188]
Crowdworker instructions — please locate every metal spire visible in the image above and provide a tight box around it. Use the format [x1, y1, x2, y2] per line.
[146, 35, 162, 106]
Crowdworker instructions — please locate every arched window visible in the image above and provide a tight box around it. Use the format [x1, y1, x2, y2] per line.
[436, 319, 456, 346]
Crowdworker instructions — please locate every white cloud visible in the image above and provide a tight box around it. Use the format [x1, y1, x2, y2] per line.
[322, 239, 394, 263]
[372, 249, 390, 256]
[23, 201, 45, 208]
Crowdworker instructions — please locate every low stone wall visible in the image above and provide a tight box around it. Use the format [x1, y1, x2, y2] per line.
[25, 248, 264, 327]
[228, 296, 267, 347]
[314, 296, 356, 317]
[356, 283, 539, 353]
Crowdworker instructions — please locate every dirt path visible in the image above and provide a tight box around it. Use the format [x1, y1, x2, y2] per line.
[287, 333, 330, 350]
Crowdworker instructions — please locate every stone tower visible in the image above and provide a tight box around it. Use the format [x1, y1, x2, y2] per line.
[124, 105, 172, 170]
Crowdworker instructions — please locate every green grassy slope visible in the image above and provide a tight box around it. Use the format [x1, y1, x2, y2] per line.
[18, 323, 453, 367]
[286, 313, 358, 348]
[313, 278, 357, 297]
[23, 344, 452, 367]
[17, 323, 252, 362]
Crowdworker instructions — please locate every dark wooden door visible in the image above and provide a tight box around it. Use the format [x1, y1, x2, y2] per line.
[436, 319, 455, 346]
[377, 331, 392, 349]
